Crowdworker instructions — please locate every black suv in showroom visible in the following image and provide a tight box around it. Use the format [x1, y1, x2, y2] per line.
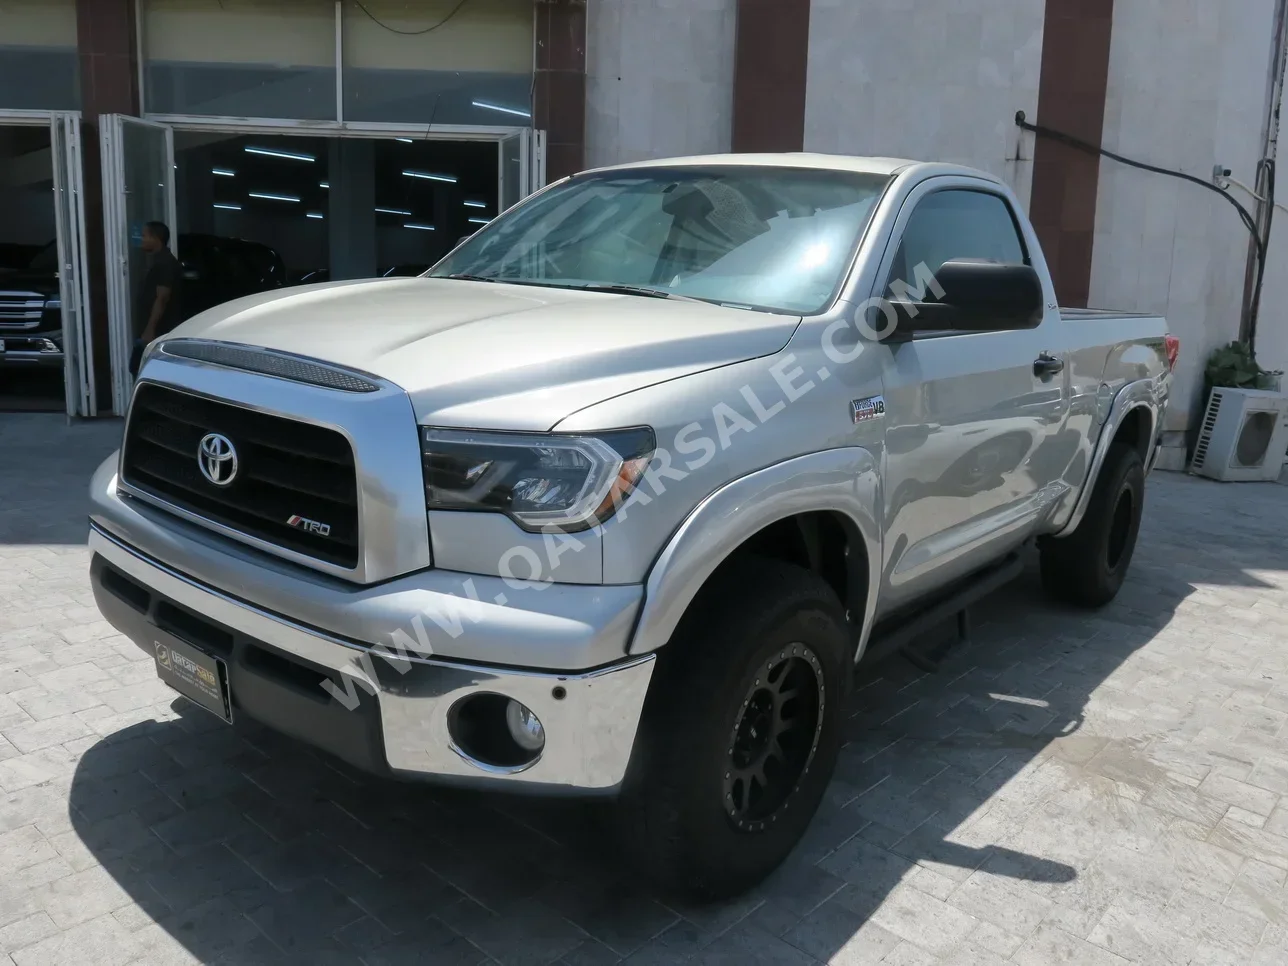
[0, 235, 286, 371]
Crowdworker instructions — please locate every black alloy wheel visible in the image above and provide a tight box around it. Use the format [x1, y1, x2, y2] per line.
[723, 644, 824, 832]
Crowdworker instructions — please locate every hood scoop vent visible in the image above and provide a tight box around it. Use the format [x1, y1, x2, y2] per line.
[159, 340, 382, 393]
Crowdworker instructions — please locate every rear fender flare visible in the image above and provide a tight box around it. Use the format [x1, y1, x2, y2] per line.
[1055, 377, 1161, 538]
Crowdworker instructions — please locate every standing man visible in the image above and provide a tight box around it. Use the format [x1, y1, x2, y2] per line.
[129, 221, 183, 378]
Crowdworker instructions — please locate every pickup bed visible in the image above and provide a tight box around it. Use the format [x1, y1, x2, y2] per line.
[88, 153, 1172, 898]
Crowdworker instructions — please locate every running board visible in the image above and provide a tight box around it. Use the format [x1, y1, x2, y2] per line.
[860, 551, 1025, 672]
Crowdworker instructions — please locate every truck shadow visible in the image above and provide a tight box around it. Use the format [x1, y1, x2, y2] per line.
[65, 475, 1288, 964]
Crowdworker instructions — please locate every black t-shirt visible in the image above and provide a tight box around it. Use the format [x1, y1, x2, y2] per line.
[136, 248, 183, 338]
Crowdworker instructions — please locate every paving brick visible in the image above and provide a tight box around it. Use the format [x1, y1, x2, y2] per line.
[1198, 772, 1281, 816]
[31, 665, 112, 695]
[0, 750, 76, 793]
[1014, 923, 1132, 966]
[868, 885, 980, 955]
[0, 914, 59, 955]
[1227, 805, 1270, 828]
[0, 827, 57, 875]
[2, 717, 91, 756]
[968, 921, 1024, 958]
[34, 867, 136, 929]
[880, 941, 941, 965]
[1175, 888, 1269, 953]
[8, 688, 103, 722]
[781, 901, 901, 962]
[1209, 817, 1288, 872]
[948, 870, 1053, 936]
[9, 915, 140, 966]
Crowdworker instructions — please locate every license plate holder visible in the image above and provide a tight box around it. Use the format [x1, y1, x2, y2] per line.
[153, 631, 233, 724]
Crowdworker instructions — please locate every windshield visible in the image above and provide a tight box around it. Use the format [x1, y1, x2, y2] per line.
[429, 166, 891, 314]
[27, 241, 58, 274]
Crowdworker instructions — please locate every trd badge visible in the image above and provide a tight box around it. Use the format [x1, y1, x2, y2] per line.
[851, 395, 887, 423]
[287, 514, 332, 537]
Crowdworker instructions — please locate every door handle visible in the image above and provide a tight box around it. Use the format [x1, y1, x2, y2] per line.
[1033, 353, 1065, 378]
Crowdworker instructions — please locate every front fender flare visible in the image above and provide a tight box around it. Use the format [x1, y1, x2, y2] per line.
[627, 448, 882, 662]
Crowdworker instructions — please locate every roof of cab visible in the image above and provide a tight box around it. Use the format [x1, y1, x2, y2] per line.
[579, 152, 999, 184]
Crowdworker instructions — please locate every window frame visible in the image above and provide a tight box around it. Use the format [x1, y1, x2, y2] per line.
[876, 181, 1034, 339]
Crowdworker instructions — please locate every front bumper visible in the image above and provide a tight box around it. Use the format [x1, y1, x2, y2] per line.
[88, 523, 655, 794]
[0, 338, 63, 367]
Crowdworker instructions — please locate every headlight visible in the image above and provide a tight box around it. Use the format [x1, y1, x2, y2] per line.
[421, 426, 655, 532]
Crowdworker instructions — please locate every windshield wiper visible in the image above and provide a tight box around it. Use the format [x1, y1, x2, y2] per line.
[444, 274, 564, 289]
[575, 283, 707, 303]
[444, 276, 711, 303]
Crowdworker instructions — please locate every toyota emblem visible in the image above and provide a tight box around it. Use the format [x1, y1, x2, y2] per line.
[197, 433, 238, 486]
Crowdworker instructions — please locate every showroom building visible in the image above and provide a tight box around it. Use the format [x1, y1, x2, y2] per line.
[4, 0, 1288, 473]
[1, 0, 573, 418]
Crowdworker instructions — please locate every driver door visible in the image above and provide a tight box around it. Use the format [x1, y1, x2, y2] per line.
[875, 180, 1069, 615]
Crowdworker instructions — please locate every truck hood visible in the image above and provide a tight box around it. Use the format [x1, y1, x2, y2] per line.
[171, 277, 801, 429]
[0, 271, 59, 297]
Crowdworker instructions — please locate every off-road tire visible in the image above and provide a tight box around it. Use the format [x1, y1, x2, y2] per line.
[618, 557, 850, 900]
[1040, 441, 1145, 607]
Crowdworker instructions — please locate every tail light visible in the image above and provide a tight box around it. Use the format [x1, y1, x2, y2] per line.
[1164, 334, 1180, 373]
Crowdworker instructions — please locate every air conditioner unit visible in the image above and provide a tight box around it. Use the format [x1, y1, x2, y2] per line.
[1191, 387, 1288, 481]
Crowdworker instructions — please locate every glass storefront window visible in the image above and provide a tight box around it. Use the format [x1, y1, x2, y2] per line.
[142, 0, 337, 119]
[342, 0, 532, 126]
[0, 0, 80, 111]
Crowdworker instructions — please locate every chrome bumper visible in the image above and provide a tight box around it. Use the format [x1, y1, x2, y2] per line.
[89, 523, 655, 794]
[0, 348, 64, 366]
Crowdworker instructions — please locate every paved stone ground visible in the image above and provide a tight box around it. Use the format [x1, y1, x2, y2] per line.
[3, 412, 1288, 965]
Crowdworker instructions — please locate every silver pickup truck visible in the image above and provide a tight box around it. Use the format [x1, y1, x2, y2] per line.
[88, 153, 1174, 897]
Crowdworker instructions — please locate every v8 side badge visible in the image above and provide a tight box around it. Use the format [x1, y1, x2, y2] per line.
[851, 395, 886, 423]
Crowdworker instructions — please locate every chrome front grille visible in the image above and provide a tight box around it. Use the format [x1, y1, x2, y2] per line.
[121, 383, 361, 568]
[0, 292, 47, 329]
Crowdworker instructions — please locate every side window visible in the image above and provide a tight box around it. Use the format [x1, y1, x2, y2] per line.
[885, 189, 1026, 299]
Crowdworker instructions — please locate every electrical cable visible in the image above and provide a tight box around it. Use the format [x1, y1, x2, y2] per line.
[1228, 172, 1288, 220]
[1250, 158, 1276, 358]
[350, 0, 474, 36]
[1016, 111, 1272, 357]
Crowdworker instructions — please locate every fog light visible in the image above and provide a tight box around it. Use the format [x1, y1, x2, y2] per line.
[504, 699, 545, 752]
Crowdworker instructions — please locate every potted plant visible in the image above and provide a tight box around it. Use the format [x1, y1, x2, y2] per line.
[1203, 342, 1281, 414]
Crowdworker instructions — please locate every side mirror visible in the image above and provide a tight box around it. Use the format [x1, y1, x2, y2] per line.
[883, 260, 1044, 341]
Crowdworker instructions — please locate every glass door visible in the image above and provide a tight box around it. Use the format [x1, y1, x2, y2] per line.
[49, 112, 95, 417]
[498, 130, 528, 215]
[497, 129, 546, 215]
[100, 114, 176, 414]
[531, 129, 547, 194]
